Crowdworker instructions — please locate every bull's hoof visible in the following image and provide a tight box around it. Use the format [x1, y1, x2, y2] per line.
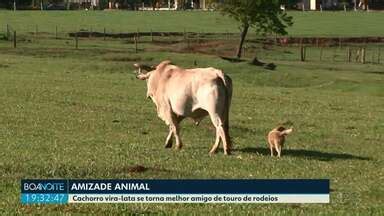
[224, 150, 231, 155]
[164, 140, 173, 148]
[175, 144, 183, 150]
[209, 150, 217, 156]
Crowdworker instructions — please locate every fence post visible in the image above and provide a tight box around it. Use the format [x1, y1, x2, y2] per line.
[6, 24, 10, 40]
[274, 33, 278, 46]
[347, 47, 351, 62]
[361, 47, 366, 64]
[300, 46, 305, 61]
[13, 31, 16, 48]
[75, 33, 78, 49]
[243, 45, 246, 58]
[300, 39, 305, 61]
[150, 29, 153, 42]
[13, 31, 17, 48]
[136, 28, 140, 40]
[134, 36, 138, 53]
[371, 49, 375, 64]
[348, 47, 352, 62]
[183, 28, 186, 41]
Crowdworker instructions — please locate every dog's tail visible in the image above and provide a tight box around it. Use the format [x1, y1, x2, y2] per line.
[281, 128, 293, 136]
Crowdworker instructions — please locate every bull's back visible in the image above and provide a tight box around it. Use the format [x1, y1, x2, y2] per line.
[164, 68, 227, 116]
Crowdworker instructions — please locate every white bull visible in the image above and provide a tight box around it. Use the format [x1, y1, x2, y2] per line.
[134, 60, 232, 155]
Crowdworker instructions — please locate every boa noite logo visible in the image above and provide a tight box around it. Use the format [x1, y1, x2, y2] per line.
[23, 183, 65, 191]
[21, 180, 67, 193]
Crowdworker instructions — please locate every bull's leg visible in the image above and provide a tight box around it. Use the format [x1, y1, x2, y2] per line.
[223, 121, 231, 154]
[208, 113, 231, 155]
[209, 129, 220, 155]
[164, 127, 173, 148]
[166, 114, 184, 150]
[218, 126, 230, 155]
[171, 123, 182, 150]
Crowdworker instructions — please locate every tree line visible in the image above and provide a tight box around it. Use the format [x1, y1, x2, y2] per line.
[0, 1, 307, 10]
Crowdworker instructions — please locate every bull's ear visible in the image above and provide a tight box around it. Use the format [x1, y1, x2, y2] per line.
[133, 63, 154, 72]
[136, 72, 151, 80]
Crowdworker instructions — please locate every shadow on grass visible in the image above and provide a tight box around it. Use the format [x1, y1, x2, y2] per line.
[366, 71, 384, 75]
[113, 165, 172, 174]
[237, 147, 371, 161]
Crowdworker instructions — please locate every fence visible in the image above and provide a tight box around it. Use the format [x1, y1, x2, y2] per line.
[1, 24, 383, 65]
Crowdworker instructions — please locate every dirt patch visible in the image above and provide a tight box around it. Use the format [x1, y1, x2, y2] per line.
[366, 71, 384, 75]
[69, 31, 219, 39]
[102, 56, 153, 62]
[0, 64, 9, 68]
[126, 165, 148, 173]
[249, 57, 276, 70]
[69, 31, 384, 45]
[281, 36, 384, 45]
[220, 56, 246, 63]
[116, 165, 171, 174]
[151, 40, 236, 57]
[345, 126, 357, 130]
[69, 31, 185, 38]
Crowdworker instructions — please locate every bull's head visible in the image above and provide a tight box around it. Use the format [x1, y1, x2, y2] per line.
[133, 61, 172, 100]
[133, 63, 155, 80]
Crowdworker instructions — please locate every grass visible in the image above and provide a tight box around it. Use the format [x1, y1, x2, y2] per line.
[1, 10, 384, 37]
[0, 11, 384, 215]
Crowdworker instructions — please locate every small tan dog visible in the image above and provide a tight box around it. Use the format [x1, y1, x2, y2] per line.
[267, 126, 293, 157]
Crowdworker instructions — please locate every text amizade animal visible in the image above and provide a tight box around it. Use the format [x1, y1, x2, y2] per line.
[134, 60, 233, 155]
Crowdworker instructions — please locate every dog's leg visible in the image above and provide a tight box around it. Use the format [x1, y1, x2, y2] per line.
[269, 146, 274, 157]
[276, 145, 281, 158]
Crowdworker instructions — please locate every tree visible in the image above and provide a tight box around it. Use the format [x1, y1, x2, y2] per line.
[220, 0, 293, 58]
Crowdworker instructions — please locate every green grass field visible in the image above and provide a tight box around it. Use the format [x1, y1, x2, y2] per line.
[0, 11, 384, 215]
[1, 10, 384, 36]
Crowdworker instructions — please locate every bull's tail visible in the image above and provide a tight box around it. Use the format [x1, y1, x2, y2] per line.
[217, 70, 233, 149]
[216, 70, 227, 87]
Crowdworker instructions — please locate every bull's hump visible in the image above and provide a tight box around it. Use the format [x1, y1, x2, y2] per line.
[161, 65, 182, 75]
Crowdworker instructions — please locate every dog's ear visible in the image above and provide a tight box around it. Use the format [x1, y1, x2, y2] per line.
[276, 126, 286, 132]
